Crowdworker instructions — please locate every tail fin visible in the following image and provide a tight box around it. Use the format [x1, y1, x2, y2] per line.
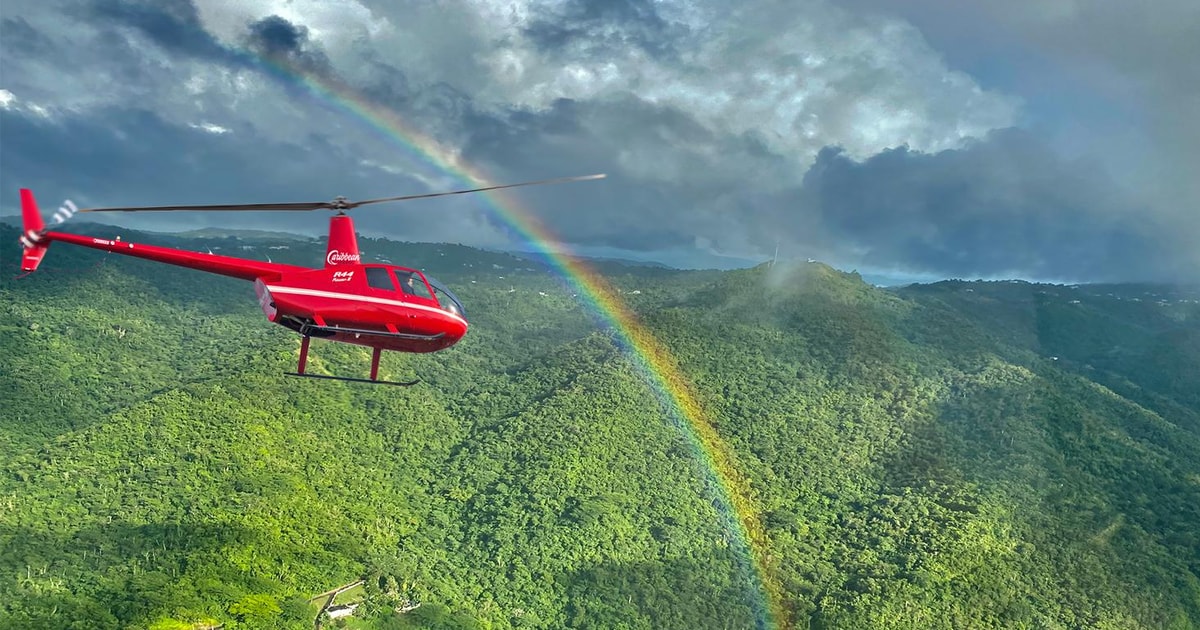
[324, 214, 361, 268]
[19, 189, 50, 272]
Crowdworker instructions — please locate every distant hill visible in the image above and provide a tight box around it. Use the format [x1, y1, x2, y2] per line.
[1, 225, 1197, 630]
[506, 248, 674, 269]
[896, 279, 1200, 430]
[174, 227, 314, 241]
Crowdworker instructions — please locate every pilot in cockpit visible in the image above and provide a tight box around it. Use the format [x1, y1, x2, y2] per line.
[400, 273, 417, 295]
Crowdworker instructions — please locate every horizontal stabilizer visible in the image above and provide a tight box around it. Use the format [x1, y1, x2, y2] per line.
[21, 243, 50, 272]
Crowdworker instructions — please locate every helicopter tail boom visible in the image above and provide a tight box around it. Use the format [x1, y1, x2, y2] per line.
[16, 189, 310, 280]
[18, 189, 50, 272]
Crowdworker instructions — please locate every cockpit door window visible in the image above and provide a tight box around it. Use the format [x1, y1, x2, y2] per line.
[394, 270, 435, 300]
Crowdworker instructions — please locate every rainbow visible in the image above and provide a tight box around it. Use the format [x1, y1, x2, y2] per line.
[243, 46, 787, 628]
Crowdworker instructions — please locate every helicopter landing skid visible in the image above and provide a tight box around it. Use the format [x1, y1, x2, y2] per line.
[287, 336, 419, 386]
[284, 372, 419, 387]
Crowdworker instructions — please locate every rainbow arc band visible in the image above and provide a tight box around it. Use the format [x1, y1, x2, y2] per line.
[235, 46, 789, 628]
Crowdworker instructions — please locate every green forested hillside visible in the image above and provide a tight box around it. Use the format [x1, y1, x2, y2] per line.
[1, 224, 1197, 629]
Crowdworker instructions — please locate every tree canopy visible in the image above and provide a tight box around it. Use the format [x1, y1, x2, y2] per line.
[1, 225, 1197, 629]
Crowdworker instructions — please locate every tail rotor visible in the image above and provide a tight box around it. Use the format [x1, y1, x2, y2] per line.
[51, 199, 78, 226]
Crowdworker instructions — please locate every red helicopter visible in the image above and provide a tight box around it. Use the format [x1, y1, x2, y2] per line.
[16, 174, 605, 385]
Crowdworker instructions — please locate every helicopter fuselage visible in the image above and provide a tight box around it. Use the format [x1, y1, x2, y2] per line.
[32, 230, 468, 353]
[257, 264, 468, 354]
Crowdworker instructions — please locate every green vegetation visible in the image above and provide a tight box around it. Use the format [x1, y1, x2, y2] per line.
[1, 224, 1197, 629]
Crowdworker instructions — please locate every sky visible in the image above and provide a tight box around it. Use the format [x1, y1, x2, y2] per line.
[2, 0, 1197, 282]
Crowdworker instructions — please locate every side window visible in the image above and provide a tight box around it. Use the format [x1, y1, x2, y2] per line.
[366, 267, 396, 291]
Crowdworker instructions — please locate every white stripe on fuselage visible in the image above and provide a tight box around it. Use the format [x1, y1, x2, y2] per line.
[266, 286, 468, 326]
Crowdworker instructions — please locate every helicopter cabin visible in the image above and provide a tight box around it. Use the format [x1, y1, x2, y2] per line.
[360, 265, 467, 320]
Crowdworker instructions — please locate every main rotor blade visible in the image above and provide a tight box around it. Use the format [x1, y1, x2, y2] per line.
[348, 173, 607, 208]
[75, 173, 606, 213]
[78, 201, 332, 212]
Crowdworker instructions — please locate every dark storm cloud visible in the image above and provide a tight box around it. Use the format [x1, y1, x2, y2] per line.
[456, 100, 1191, 282]
[87, 0, 230, 61]
[795, 129, 1187, 282]
[455, 93, 764, 252]
[83, 1, 334, 73]
[0, 104, 433, 235]
[0, 99, 518, 247]
[523, 0, 681, 59]
[2, 107, 326, 204]
[458, 97, 588, 162]
[355, 56, 414, 111]
[244, 15, 331, 74]
[833, 0, 1200, 249]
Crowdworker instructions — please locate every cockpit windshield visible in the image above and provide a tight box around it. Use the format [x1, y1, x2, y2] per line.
[425, 275, 468, 320]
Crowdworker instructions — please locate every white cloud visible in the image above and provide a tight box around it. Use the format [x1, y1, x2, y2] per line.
[188, 121, 231, 134]
[184, 0, 1019, 166]
[0, 87, 55, 119]
[424, 0, 1017, 161]
[2, 0, 1019, 185]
